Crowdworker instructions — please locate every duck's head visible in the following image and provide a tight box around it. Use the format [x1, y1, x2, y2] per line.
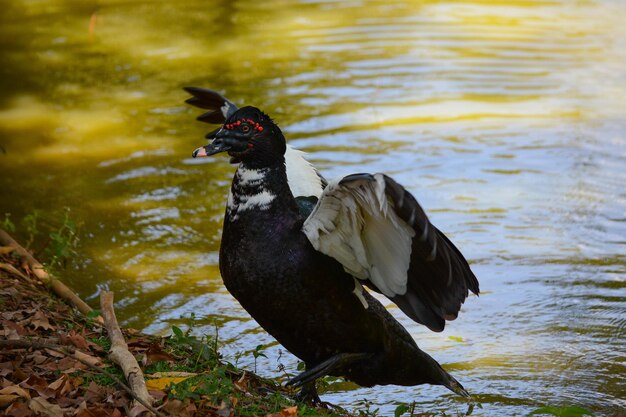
[193, 106, 286, 167]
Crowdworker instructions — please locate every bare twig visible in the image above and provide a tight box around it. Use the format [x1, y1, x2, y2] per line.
[0, 262, 30, 280]
[0, 338, 76, 352]
[0, 339, 166, 417]
[0, 229, 103, 324]
[100, 291, 155, 410]
[0, 338, 98, 366]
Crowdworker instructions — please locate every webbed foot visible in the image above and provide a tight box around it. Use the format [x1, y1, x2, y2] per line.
[293, 381, 323, 406]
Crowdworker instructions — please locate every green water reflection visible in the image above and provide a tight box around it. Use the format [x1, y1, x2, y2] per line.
[1, 1, 624, 415]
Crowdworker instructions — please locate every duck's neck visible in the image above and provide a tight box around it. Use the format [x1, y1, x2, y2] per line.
[226, 160, 299, 223]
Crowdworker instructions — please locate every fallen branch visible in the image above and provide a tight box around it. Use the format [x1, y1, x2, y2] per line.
[0, 338, 99, 366]
[0, 339, 166, 417]
[0, 229, 103, 324]
[100, 291, 155, 410]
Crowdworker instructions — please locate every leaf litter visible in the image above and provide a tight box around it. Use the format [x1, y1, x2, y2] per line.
[0, 244, 356, 417]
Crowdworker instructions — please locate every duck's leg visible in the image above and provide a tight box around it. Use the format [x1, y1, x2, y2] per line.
[294, 380, 322, 405]
[287, 352, 371, 388]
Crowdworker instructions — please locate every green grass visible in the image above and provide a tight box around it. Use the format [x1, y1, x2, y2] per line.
[79, 363, 126, 387]
[140, 325, 358, 417]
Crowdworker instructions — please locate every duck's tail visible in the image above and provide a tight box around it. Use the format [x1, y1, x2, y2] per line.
[433, 360, 471, 398]
[442, 371, 471, 398]
[416, 349, 472, 398]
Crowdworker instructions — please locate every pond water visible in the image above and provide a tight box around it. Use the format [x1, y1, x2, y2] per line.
[1, 1, 624, 415]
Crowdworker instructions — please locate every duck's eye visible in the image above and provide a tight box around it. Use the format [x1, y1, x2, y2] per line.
[241, 125, 250, 133]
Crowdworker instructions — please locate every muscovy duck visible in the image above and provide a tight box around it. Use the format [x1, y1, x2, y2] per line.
[184, 87, 479, 402]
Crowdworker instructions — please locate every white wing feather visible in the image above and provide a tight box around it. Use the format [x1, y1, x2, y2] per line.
[285, 145, 324, 198]
[302, 173, 415, 298]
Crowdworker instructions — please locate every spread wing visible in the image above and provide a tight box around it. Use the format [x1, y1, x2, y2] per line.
[302, 173, 479, 332]
[184, 87, 326, 208]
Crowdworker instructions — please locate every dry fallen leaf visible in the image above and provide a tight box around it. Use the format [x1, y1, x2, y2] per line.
[128, 403, 149, 417]
[145, 376, 192, 391]
[1, 311, 19, 321]
[5, 327, 20, 340]
[0, 361, 13, 377]
[83, 381, 105, 403]
[1, 320, 26, 339]
[75, 405, 107, 417]
[0, 393, 20, 407]
[60, 330, 91, 350]
[162, 399, 195, 417]
[55, 356, 87, 373]
[6, 400, 31, 417]
[185, 402, 198, 415]
[30, 310, 55, 331]
[30, 350, 49, 364]
[69, 375, 84, 389]
[20, 374, 51, 399]
[148, 389, 167, 402]
[12, 368, 28, 382]
[0, 384, 31, 399]
[267, 406, 299, 417]
[48, 375, 67, 391]
[28, 396, 64, 417]
[145, 344, 175, 365]
[281, 406, 298, 417]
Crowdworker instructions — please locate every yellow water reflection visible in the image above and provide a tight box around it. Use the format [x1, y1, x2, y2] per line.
[1, 0, 625, 415]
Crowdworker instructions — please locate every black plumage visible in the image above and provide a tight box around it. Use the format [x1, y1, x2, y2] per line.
[380, 174, 479, 331]
[185, 87, 479, 402]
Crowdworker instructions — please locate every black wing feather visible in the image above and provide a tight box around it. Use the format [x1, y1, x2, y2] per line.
[183, 87, 238, 123]
[197, 110, 227, 124]
[383, 175, 479, 332]
[303, 173, 478, 333]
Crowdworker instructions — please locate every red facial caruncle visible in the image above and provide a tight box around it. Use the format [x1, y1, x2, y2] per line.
[223, 118, 264, 132]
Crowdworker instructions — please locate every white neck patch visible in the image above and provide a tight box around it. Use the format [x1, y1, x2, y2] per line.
[236, 166, 268, 187]
[227, 166, 275, 221]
